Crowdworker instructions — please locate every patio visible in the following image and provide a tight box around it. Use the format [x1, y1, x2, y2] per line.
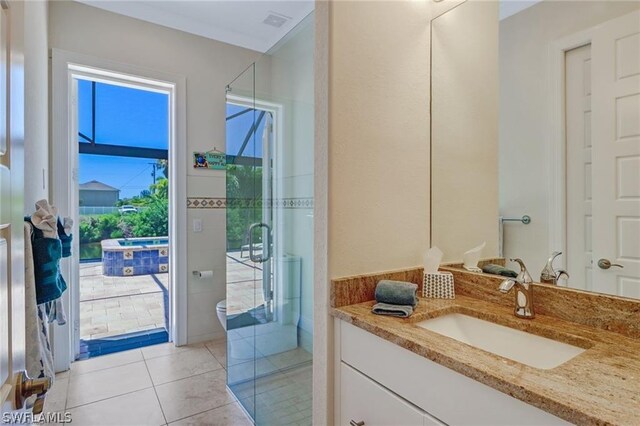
[80, 263, 168, 340]
[226, 252, 265, 316]
[80, 252, 265, 340]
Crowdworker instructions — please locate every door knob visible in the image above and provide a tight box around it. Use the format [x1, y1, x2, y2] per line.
[13, 371, 51, 412]
[350, 421, 365, 426]
[597, 259, 624, 270]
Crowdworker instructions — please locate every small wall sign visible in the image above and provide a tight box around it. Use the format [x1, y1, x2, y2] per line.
[193, 152, 209, 168]
[206, 150, 226, 170]
[193, 148, 226, 170]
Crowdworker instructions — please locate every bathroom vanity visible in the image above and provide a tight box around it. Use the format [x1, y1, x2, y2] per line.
[331, 267, 640, 425]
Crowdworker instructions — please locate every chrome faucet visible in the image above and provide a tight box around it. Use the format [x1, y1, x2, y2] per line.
[498, 258, 535, 319]
[540, 251, 569, 285]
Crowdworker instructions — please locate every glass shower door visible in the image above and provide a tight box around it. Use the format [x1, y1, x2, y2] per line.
[225, 12, 314, 424]
[225, 62, 259, 420]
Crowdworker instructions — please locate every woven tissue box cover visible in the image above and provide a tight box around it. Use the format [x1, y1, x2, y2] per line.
[423, 272, 455, 299]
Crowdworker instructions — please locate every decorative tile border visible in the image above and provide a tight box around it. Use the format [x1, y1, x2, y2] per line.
[274, 198, 314, 209]
[187, 197, 227, 209]
[187, 197, 314, 209]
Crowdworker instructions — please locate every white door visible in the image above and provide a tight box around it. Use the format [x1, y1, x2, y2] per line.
[0, 0, 26, 414]
[591, 10, 640, 297]
[566, 44, 593, 292]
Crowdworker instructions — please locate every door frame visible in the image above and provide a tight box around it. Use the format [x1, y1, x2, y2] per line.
[51, 49, 188, 370]
[547, 27, 595, 276]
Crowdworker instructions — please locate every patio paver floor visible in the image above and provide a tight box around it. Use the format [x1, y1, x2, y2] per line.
[80, 253, 267, 339]
[80, 262, 168, 340]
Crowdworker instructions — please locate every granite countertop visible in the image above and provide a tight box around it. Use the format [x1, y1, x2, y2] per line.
[332, 295, 640, 425]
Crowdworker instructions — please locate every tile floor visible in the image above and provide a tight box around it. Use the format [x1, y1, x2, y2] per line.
[43, 340, 312, 426]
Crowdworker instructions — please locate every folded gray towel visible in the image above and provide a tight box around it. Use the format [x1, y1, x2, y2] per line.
[372, 302, 414, 318]
[375, 280, 418, 307]
[482, 263, 518, 278]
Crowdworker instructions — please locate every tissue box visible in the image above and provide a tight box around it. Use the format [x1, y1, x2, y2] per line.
[423, 272, 455, 299]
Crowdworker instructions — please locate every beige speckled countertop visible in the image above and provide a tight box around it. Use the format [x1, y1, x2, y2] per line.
[332, 295, 640, 425]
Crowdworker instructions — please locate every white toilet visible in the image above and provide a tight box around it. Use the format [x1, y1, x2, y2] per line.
[218, 255, 302, 361]
[216, 299, 257, 361]
[215, 300, 227, 331]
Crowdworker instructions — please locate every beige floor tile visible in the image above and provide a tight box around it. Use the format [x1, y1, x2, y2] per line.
[43, 377, 68, 413]
[204, 341, 227, 367]
[267, 347, 312, 370]
[155, 370, 234, 423]
[70, 349, 143, 376]
[55, 370, 70, 379]
[141, 342, 203, 360]
[169, 402, 251, 426]
[227, 357, 278, 385]
[146, 347, 223, 385]
[67, 361, 152, 408]
[66, 388, 165, 426]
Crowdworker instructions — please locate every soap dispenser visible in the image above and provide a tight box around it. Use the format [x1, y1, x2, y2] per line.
[540, 251, 569, 285]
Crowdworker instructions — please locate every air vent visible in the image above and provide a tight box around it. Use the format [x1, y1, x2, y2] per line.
[263, 13, 290, 28]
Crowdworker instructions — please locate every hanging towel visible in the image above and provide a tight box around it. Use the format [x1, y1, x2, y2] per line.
[44, 299, 67, 326]
[25, 217, 67, 304]
[57, 217, 73, 258]
[32, 200, 58, 239]
[24, 223, 55, 381]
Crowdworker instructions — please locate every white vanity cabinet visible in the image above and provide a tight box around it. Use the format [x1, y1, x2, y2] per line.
[335, 319, 572, 426]
[341, 362, 444, 426]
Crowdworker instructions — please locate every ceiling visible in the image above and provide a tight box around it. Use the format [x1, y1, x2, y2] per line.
[499, 0, 543, 20]
[75, 0, 315, 53]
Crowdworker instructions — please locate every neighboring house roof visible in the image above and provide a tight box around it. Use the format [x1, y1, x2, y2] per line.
[79, 180, 120, 192]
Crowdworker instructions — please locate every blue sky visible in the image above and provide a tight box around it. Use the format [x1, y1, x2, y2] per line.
[78, 80, 265, 199]
[78, 80, 168, 199]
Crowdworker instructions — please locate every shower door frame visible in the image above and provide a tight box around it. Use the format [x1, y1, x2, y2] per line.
[226, 94, 285, 318]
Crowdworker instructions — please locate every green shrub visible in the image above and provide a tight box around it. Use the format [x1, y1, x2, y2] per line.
[79, 177, 169, 243]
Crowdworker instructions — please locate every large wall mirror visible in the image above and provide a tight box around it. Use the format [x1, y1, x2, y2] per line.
[431, 0, 640, 299]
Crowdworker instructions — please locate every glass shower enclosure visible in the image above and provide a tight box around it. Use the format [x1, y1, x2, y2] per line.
[224, 13, 314, 425]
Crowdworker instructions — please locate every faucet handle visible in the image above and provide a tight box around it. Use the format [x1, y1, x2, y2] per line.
[549, 251, 562, 264]
[510, 258, 533, 283]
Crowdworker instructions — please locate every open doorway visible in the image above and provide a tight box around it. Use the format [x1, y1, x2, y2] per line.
[75, 79, 171, 358]
[52, 51, 187, 371]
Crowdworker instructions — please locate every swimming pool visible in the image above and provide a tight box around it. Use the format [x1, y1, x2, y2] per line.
[101, 237, 169, 276]
[119, 238, 169, 247]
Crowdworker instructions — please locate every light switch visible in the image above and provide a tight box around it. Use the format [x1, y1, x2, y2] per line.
[193, 218, 203, 233]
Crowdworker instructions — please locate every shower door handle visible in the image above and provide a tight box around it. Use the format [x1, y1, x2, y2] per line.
[248, 222, 272, 263]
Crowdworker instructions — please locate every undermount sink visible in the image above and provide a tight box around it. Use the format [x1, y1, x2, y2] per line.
[417, 313, 586, 369]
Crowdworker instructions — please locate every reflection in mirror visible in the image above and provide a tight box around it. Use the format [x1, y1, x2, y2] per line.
[431, 1, 640, 299]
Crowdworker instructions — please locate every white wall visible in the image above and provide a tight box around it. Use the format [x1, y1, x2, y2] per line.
[500, 0, 640, 275]
[49, 1, 260, 343]
[431, 0, 499, 262]
[328, 0, 431, 279]
[24, 0, 48, 210]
